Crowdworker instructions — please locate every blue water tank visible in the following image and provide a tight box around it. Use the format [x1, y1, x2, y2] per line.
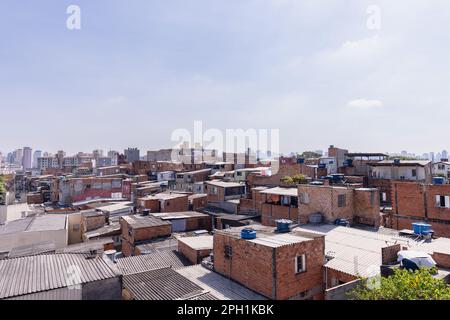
[393, 159, 401, 166]
[297, 158, 305, 164]
[412, 223, 432, 235]
[433, 177, 445, 185]
[241, 228, 257, 240]
[275, 219, 292, 233]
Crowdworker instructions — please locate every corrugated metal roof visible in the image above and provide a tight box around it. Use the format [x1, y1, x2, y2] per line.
[8, 241, 56, 258]
[152, 211, 209, 220]
[176, 265, 267, 300]
[260, 187, 298, 197]
[123, 268, 205, 300]
[295, 224, 450, 277]
[206, 181, 244, 188]
[6, 286, 82, 300]
[249, 233, 312, 248]
[0, 253, 121, 299]
[188, 292, 218, 300]
[121, 215, 172, 229]
[116, 250, 191, 275]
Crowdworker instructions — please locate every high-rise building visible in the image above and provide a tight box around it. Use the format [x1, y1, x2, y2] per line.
[442, 150, 448, 160]
[13, 149, 23, 166]
[22, 147, 32, 170]
[108, 150, 119, 165]
[124, 148, 140, 163]
[33, 150, 42, 168]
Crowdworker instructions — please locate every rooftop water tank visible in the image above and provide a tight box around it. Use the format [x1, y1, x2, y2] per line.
[297, 158, 305, 164]
[309, 213, 323, 224]
[433, 177, 445, 185]
[393, 159, 401, 166]
[412, 223, 432, 236]
[345, 159, 353, 167]
[241, 228, 257, 240]
[142, 209, 150, 216]
[275, 219, 292, 233]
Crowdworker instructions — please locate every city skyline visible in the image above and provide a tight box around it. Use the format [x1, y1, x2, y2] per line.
[1, 1, 450, 154]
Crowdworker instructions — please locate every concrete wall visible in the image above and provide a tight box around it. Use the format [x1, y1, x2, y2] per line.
[67, 213, 83, 245]
[0, 228, 68, 252]
[325, 279, 361, 300]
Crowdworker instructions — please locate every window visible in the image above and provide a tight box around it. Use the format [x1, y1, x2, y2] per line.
[436, 195, 450, 208]
[381, 192, 387, 203]
[299, 192, 309, 204]
[338, 194, 346, 207]
[412, 169, 417, 177]
[236, 172, 242, 176]
[224, 245, 232, 258]
[295, 255, 306, 274]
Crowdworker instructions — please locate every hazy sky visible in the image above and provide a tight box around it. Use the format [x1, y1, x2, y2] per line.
[1, 0, 450, 156]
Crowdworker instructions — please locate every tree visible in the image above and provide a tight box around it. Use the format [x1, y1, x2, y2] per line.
[299, 151, 321, 159]
[292, 174, 307, 184]
[281, 176, 294, 185]
[348, 268, 450, 300]
[0, 175, 6, 194]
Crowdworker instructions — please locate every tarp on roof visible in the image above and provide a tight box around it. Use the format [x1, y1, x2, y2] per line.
[397, 250, 436, 268]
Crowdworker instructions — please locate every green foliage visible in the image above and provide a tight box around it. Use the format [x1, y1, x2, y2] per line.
[281, 174, 307, 185]
[0, 175, 6, 194]
[299, 151, 321, 159]
[348, 268, 450, 300]
[292, 174, 307, 184]
[281, 176, 294, 185]
[388, 156, 418, 161]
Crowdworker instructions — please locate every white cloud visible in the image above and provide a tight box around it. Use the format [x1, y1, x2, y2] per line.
[347, 99, 383, 110]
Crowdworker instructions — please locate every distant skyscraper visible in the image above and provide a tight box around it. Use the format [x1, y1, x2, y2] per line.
[22, 147, 32, 170]
[13, 149, 23, 166]
[108, 150, 119, 165]
[436, 153, 442, 162]
[33, 150, 42, 168]
[442, 150, 448, 160]
[124, 148, 140, 163]
[430, 152, 435, 163]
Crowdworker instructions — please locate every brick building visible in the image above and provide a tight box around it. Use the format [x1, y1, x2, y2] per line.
[151, 211, 212, 232]
[387, 181, 450, 237]
[120, 214, 172, 257]
[58, 177, 124, 206]
[137, 192, 189, 213]
[188, 193, 208, 211]
[259, 187, 299, 226]
[297, 184, 380, 227]
[177, 235, 213, 264]
[205, 181, 246, 203]
[213, 225, 325, 300]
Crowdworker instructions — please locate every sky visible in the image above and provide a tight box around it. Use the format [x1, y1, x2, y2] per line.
[1, 0, 450, 156]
